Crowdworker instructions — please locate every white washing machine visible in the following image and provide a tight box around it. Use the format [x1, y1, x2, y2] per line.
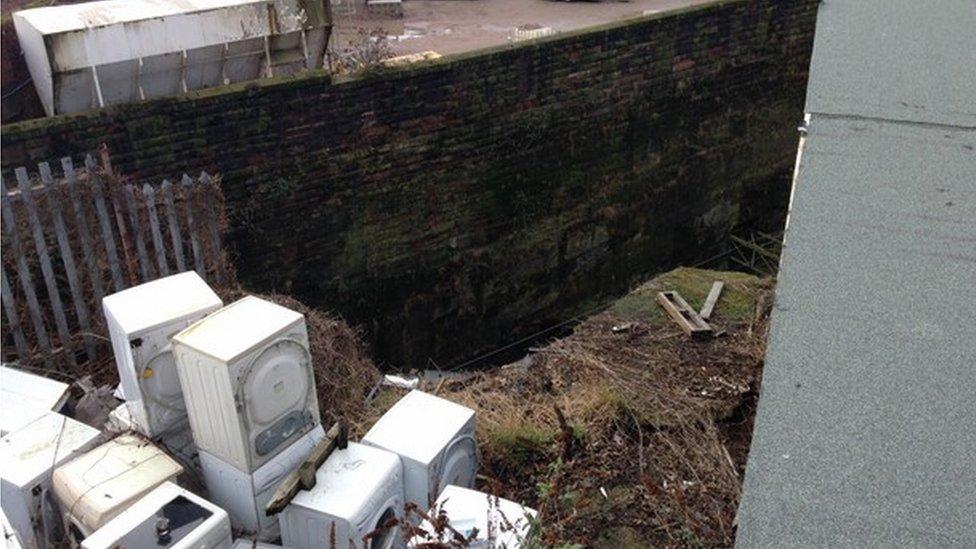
[2, 508, 24, 549]
[173, 296, 321, 473]
[200, 424, 325, 539]
[362, 390, 477, 511]
[409, 485, 537, 548]
[52, 434, 184, 538]
[102, 271, 222, 438]
[279, 442, 405, 549]
[0, 365, 70, 436]
[81, 482, 232, 549]
[0, 412, 101, 548]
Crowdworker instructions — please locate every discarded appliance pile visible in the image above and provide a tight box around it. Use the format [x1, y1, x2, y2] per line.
[1, 271, 536, 548]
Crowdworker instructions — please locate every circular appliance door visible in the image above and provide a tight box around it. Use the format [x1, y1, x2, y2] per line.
[241, 339, 312, 456]
[437, 435, 478, 495]
[140, 347, 185, 413]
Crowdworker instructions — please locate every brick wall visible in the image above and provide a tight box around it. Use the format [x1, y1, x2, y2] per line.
[1, 0, 819, 368]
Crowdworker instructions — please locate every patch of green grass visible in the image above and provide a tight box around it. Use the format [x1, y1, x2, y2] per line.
[489, 424, 555, 465]
[609, 267, 772, 324]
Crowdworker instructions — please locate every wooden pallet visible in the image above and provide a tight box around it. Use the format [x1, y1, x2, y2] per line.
[657, 290, 713, 339]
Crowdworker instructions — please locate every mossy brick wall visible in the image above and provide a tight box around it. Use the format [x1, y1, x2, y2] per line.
[1, 0, 819, 368]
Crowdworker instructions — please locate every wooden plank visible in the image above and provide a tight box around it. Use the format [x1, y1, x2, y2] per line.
[142, 184, 169, 277]
[699, 281, 725, 321]
[0, 175, 52, 362]
[160, 180, 187, 272]
[62, 157, 104, 308]
[656, 290, 713, 340]
[109, 180, 137, 285]
[16, 167, 76, 367]
[39, 162, 96, 361]
[1, 266, 30, 361]
[181, 175, 205, 276]
[124, 184, 151, 281]
[87, 155, 125, 292]
[266, 421, 348, 516]
[199, 172, 224, 283]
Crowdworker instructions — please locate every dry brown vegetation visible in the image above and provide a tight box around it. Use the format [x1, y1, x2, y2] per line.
[360, 268, 775, 547]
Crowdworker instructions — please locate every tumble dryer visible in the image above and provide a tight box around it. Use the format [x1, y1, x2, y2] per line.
[102, 271, 222, 437]
[279, 442, 405, 549]
[173, 296, 321, 473]
[362, 390, 477, 510]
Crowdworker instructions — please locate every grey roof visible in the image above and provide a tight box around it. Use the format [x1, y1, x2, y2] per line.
[805, 0, 976, 128]
[736, 0, 976, 547]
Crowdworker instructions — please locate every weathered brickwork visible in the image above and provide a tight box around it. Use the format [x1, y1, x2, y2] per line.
[1, 0, 819, 368]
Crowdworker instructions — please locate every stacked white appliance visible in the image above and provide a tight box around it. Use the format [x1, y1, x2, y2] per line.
[172, 296, 323, 539]
[362, 390, 478, 513]
[102, 271, 222, 439]
[278, 442, 405, 549]
[0, 412, 101, 548]
[80, 482, 232, 549]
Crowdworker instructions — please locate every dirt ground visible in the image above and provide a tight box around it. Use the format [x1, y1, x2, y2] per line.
[334, 0, 707, 55]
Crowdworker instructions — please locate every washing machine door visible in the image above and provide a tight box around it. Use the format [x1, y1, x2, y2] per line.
[434, 435, 478, 498]
[239, 338, 314, 464]
[137, 343, 186, 433]
[360, 501, 399, 549]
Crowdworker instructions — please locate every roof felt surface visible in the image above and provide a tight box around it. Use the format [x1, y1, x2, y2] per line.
[736, 0, 976, 547]
[804, 0, 976, 128]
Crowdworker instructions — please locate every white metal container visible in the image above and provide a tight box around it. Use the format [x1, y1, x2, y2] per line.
[279, 442, 405, 549]
[80, 481, 232, 549]
[1, 508, 24, 549]
[102, 271, 222, 438]
[13, 0, 331, 116]
[52, 434, 183, 538]
[0, 412, 101, 549]
[409, 485, 537, 548]
[362, 390, 477, 511]
[199, 424, 324, 539]
[173, 296, 321, 473]
[0, 365, 70, 436]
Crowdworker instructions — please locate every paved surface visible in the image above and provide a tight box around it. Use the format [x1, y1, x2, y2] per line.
[735, 1, 976, 547]
[333, 0, 707, 55]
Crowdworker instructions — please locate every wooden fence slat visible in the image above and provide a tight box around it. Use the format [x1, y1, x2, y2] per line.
[62, 157, 104, 307]
[142, 184, 169, 277]
[160, 180, 187, 273]
[86, 154, 125, 292]
[16, 167, 76, 367]
[108, 180, 137, 285]
[1, 266, 30, 361]
[39, 162, 97, 361]
[0, 175, 52, 362]
[124, 185, 151, 281]
[181, 175, 205, 276]
[199, 172, 224, 283]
